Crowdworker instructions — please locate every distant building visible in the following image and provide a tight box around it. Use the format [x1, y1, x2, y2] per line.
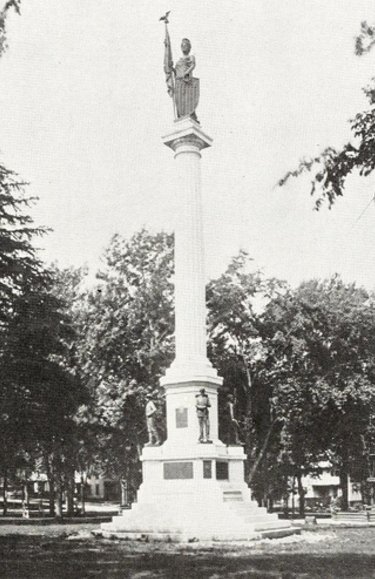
[82, 475, 120, 501]
[301, 462, 362, 507]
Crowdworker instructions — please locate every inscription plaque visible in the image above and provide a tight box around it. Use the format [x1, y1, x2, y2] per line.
[216, 461, 229, 480]
[175, 407, 188, 428]
[203, 460, 212, 479]
[163, 461, 193, 479]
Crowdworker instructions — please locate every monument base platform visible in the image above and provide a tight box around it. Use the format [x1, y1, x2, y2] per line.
[99, 442, 297, 542]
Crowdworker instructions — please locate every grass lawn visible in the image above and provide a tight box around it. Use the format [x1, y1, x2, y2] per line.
[1, 523, 375, 578]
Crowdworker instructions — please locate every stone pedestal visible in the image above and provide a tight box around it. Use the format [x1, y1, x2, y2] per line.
[101, 440, 293, 541]
[101, 118, 295, 541]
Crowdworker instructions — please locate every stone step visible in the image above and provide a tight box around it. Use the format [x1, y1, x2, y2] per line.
[231, 511, 275, 523]
[100, 528, 264, 542]
[253, 520, 291, 531]
[229, 503, 269, 515]
[100, 520, 298, 542]
[334, 512, 368, 521]
[239, 514, 280, 525]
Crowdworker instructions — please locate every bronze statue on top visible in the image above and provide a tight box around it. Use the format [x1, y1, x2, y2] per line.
[160, 12, 200, 122]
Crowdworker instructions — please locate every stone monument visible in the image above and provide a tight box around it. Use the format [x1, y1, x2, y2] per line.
[100, 16, 295, 541]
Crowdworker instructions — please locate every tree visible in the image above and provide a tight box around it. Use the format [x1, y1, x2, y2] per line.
[207, 251, 287, 502]
[1, 271, 86, 516]
[61, 227, 375, 515]
[262, 277, 375, 510]
[355, 21, 375, 57]
[0, 165, 46, 327]
[47, 264, 94, 514]
[0, 1, 21, 58]
[76, 230, 174, 496]
[279, 21, 375, 210]
[0, 165, 50, 511]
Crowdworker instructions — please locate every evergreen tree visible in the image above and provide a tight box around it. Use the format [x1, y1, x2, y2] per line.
[0, 164, 45, 327]
[2, 272, 86, 516]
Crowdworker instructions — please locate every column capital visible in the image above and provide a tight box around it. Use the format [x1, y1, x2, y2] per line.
[162, 118, 212, 152]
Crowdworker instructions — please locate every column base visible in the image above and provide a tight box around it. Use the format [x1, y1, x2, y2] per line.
[160, 358, 223, 388]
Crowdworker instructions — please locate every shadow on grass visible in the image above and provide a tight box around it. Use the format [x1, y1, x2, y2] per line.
[0, 536, 375, 579]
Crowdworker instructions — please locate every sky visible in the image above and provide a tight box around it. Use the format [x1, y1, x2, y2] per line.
[1, 0, 375, 289]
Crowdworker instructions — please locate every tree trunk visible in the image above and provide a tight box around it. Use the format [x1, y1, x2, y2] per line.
[121, 479, 129, 507]
[283, 487, 290, 517]
[66, 487, 74, 517]
[267, 496, 274, 513]
[80, 473, 86, 515]
[2, 470, 7, 516]
[360, 481, 370, 506]
[55, 495, 63, 518]
[297, 472, 306, 517]
[291, 475, 296, 517]
[45, 458, 55, 517]
[339, 468, 349, 511]
[65, 469, 75, 517]
[248, 420, 276, 485]
[48, 485, 55, 516]
[23, 480, 29, 508]
[55, 476, 63, 519]
[240, 350, 253, 454]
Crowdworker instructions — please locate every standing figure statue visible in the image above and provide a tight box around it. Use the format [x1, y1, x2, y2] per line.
[195, 388, 211, 443]
[145, 394, 161, 446]
[161, 12, 200, 122]
[227, 394, 242, 445]
[174, 38, 199, 122]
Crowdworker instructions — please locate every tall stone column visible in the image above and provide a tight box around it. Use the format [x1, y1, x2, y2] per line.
[160, 118, 222, 445]
[101, 116, 294, 541]
[172, 132, 207, 370]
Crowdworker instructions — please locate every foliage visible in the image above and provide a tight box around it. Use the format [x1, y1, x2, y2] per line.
[0, 164, 49, 493]
[0, 165, 46, 327]
[0, 270, 88, 513]
[2, 212, 374, 513]
[0, 0, 21, 58]
[207, 251, 287, 495]
[355, 21, 375, 56]
[279, 21, 375, 209]
[75, 230, 174, 492]
[261, 276, 375, 508]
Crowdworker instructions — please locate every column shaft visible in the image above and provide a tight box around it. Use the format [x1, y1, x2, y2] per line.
[174, 141, 207, 365]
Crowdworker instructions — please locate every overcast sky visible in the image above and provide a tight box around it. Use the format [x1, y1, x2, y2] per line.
[1, 0, 375, 289]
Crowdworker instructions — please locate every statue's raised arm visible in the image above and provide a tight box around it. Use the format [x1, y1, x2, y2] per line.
[161, 15, 200, 123]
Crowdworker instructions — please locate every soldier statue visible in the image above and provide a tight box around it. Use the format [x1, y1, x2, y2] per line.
[195, 388, 211, 443]
[145, 394, 161, 446]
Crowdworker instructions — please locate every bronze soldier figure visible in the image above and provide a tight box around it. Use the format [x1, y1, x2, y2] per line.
[145, 394, 161, 446]
[196, 388, 211, 443]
